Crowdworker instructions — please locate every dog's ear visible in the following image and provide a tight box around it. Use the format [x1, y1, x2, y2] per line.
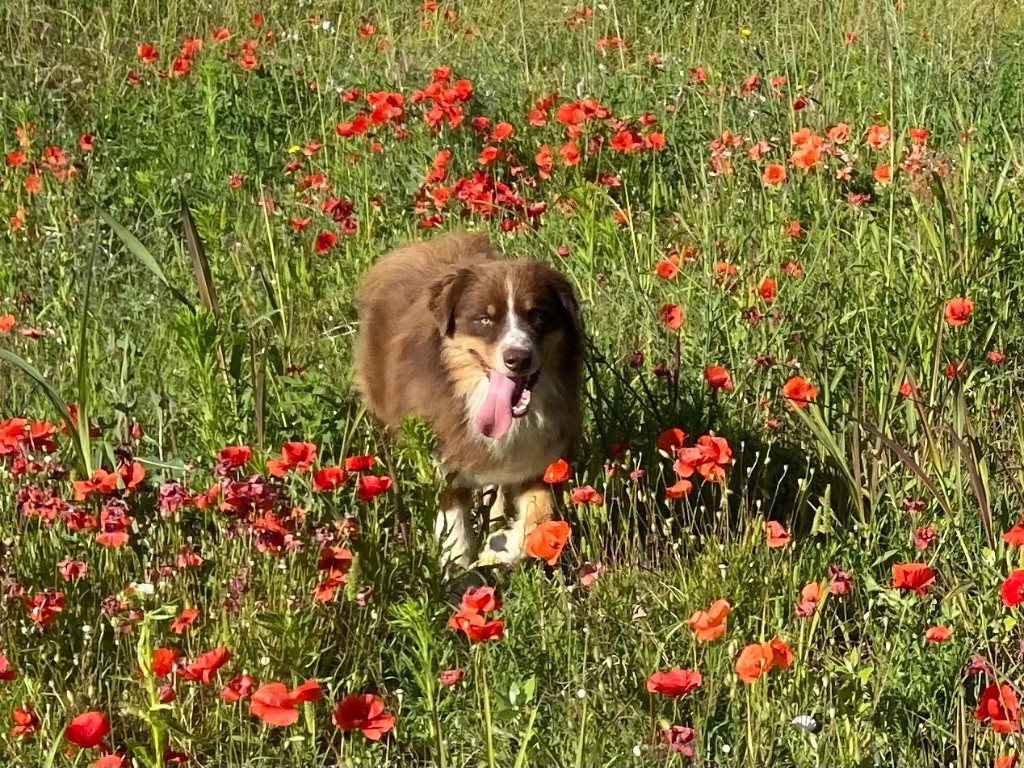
[549, 271, 582, 338]
[429, 268, 473, 337]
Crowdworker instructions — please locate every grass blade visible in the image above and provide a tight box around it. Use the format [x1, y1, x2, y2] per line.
[180, 196, 221, 320]
[95, 204, 194, 310]
[0, 348, 87, 473]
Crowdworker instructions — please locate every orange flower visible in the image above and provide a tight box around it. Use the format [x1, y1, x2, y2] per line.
[865, 124, 891, 149]
[892, 563, 935, 596]
[703, 365, 733, 392]
[873, 164, 892, 184]
[790, 145, 822, 171]
[543, 458, 570, 483]
[758, 277, 777, 302]
[665, 479, 693, 499]
[657, 303, 685, 330]
[924, 625, 952, 643]
[762, 163, 786, 186]
[827, 123, 850, 143]
[656, 428, 687, 457]
[525, 520, 571, 565]
[944, 297, 973, 327]
[688, 599, 730, 641]
[765, 521, 791, 548]
[781, 376, 817, 408]
[735, 643, 771, 684]
[654, 255, 680, 279]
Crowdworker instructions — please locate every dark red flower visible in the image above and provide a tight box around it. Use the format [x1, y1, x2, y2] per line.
[221, 674, 256, 703]
[356, 475, 392, 501]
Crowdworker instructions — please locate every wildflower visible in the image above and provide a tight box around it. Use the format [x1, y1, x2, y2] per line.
[975, 684, 1021, 734]
[646, 669, 703, 697]
[925, 626, 952, 643]
[892, 563, 935, 596]
[782, 376, 817, 408]
[762, 164, 786, 186]
[65, 711, 110, 749]
[704, 366, 733, 392]
[658, 304, 684, 330]
[688, 599, 729, 641]
[944, 297, 973, 327]
[250, 680, 321, 727]
[543, 459, 570, 483]
[765, 521, 791, 548]
[525, 520, 571, 565]
[1002, 570, 1024, 608]
[332, 694, 395, 740]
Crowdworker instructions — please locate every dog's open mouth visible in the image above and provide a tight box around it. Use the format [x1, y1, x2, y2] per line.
[470, 352, 538, 440]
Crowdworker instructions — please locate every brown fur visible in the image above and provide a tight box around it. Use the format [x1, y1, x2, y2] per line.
[354, 231, 582, 564]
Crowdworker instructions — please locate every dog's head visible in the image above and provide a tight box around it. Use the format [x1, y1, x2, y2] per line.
[430, 260, 581, 440]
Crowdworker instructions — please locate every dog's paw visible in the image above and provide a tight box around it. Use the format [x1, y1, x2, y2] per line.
[475, 529, 524, 567]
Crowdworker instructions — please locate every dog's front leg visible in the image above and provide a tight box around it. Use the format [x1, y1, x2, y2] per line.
[478, 479, 553, 565]
[435, 486, 477, 569]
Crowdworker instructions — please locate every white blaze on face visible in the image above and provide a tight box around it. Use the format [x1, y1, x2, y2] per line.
[497, 278, 534, 374]
[471, 279, 539, 440]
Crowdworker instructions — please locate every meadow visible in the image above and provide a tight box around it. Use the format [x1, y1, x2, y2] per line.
[2, 0, 1024, 765]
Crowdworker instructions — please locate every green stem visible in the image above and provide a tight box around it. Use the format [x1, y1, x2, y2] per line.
[478, 645, 496, 768]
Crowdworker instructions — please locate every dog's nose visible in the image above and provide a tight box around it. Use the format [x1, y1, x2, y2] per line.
[502, 347, 533, 374]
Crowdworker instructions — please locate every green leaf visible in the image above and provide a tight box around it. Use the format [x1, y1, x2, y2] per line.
[0, 348, 86, 473]
[94, 203, 194, 309]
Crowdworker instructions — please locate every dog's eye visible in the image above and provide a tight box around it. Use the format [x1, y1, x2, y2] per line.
[527, 310, 550, 327]
[476, 316, 494, 326]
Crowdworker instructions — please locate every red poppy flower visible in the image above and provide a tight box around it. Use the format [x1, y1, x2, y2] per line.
[654, 255, 680, 280]
[73, 468, 120, 500]
[543, 458, 570, 483]
[0, 654, 15, 681]
[688, 599, 729, 641]
[865, 124, 891, 149]
[781, 376, 817, 408]
[704, 365, 733, 391]
[924, 626, 952, 643]
[10, 702, 39, 738]
[735, 643, 772, 684]
[344, 454, 375, 472]
[461, 586, 501, 613]
[795, 582, 822, 617]
[569, 485, 604, 505]
[313, 467, 348, 491]
[657, 303, 685, 330]
[975, 684, 1021, 734]
[177, 646, 231, 684]
[1002, 569, 1024, 608]
[332, 694, 395, 740]
[137, 44, 158, 63]
[762, 163, 786, 186]
[152, 648, 177, 678]
[765, 521, 790, 548]
[525, 520, 571, 565]
[266, 441, 317, 476]
[758, 277, 777, 302]
[218, 445, 251, 470]
[0, 314, 15, 333]
[314, 232, 337, 254]
[23, 590, 63, 626]
[736, 637, 794, 684]
[58, 558, 88, 581]
[448, 609, 505, 642]
[437, 668, 464, 686]
[944, 297, 973, 327]
[250, 680, 321, 727]
[646, 668, 703, 697]
[170, 607, 200, 634]
[221, 674, 255, 703]
[171, 57, 190, 78]
[356, 474, 393, 501]
[91, 754, 129, 768]
[656, 428, 686, 457]
[873, 164, 892, 184]
[892, 563, 935, 596]
[65, 710, 110, 749]
[1003, 525, 1024, 547]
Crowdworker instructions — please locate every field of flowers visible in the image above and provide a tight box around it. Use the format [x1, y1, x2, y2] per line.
[3, 0, 1024, 765]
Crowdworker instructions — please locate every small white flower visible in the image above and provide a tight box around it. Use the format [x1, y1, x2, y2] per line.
[576, 688, 586, 699]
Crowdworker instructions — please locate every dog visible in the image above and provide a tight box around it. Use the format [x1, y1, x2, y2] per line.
[353, 232, 582, 568]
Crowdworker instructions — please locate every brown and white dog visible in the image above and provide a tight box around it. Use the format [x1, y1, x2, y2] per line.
[354, 232, 581, 568]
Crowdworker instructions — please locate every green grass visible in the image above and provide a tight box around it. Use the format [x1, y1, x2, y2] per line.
[2, 0, 1024, 765]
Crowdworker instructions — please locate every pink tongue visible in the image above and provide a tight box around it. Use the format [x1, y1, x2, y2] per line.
[474, 369, 517, 439]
